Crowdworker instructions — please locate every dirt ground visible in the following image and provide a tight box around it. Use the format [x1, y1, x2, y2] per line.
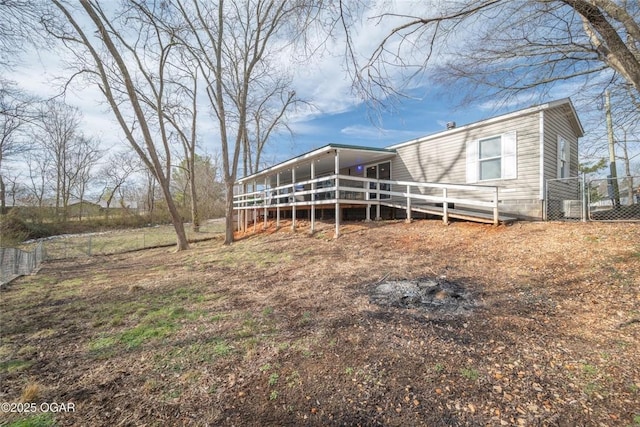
[1, 219, 639, 426]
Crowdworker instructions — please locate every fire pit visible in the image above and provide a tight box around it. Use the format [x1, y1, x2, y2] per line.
[369, 277, 479, 315]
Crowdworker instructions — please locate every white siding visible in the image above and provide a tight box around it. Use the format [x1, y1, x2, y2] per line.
[391, 102, 582, 219]
[392, 112, 543, 217]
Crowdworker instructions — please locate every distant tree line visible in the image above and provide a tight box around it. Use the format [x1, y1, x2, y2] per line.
[0, 80, 226, 229]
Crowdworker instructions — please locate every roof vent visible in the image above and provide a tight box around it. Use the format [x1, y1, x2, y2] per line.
[446, 121, 456, 130]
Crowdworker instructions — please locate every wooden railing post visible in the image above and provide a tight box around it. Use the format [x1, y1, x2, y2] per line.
[263, 178, 268, 230]
[243, 183, 248, 232]
[310, 162, 316, 234]
[253, 181, 258, 232]
[276, 173, 281, 230]
[493, 187, 499, 226]
[443, 188, 449, 224]
[334, 151, 340, 238]
[406, 184, 412, 223]
[291, 169, 297, 231]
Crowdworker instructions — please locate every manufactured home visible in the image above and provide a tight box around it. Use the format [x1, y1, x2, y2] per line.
[234, 98, 584, 236]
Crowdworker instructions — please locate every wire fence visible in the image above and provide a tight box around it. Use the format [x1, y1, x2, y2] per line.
[587, 176, 640, 221]
[40, 231, 216, 260]
[0, 242, 46, 286]
[0, 222, 225, 285]
[546, 176, 640, 222]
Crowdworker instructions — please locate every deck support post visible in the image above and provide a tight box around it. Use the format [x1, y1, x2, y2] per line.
[291, 168, 297, 231]
[493, 187, 499, 226]
[243, 182, 248, 232]
[236, 184, 242, 232]
[276, 173, 281, 230]
[376, 179, 381, 220]
[442, 188, 449, 225]
[263, 178, 268, 230]
[405, 184, 412, 223]
[334, 150, 340, 238]
[365, 179, 372, 221]
[244, 183, 250, 232]
[253, 180, 258, 232]
[310, 161, 316, 234]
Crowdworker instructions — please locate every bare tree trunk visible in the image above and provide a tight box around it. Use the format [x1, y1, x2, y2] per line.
[52, 0, 189, 250]
[565, 0, 640, 93]
[172, 0, 307, 244]
[225, 180, 235, 244]
[189, 163, 199, 232]
[0, 175, 5, 214]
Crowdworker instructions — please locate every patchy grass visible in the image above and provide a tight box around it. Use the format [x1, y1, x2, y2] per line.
[4, 413, 56, 427]
[27, 221, 225, 259]
[0, 220, 639, 426]
[0, 359, 33, 374]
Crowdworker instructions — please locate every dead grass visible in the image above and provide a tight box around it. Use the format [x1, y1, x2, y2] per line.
[0, 219, 639, 426]
[20, 382, 42, 402]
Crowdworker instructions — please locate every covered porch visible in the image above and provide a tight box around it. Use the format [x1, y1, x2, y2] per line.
[234, 144, 508, 238]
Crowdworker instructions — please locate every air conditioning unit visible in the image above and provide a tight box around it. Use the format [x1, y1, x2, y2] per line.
[563, 200, 582, 219]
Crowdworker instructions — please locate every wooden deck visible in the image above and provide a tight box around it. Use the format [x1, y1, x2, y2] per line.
[235, 174, 510, 236]
[247, 199, 517, 225]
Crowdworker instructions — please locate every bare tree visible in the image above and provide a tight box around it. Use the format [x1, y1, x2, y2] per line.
[97, 150, 140, 219]
[0, 80, 33, 212]
[243, 83, 298, 176]
[2, 172, 24, 208]
[141, 166, 160, 223]
[171, 0, 318, 244]
[343, 1, 640, 106]
[48, 0, 190, 249]
[197, 152, 226, 219]
[0, 1, 43, 70]
[66, 135, 102, 220]
[161, 56, 202, 232]
[24, 149, 51, 218]
[173, 153, 225, 221]
[35, 100, 83, 221]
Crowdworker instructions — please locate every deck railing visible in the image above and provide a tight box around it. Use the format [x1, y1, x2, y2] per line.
[234, 174, 500, 225]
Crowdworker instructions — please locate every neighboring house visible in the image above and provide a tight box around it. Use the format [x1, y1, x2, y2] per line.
[234, 98, 583, 236]
[67, 201, 103, 219]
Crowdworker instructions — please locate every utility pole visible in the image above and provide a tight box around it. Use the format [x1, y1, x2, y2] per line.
[605, 90, 620, 208]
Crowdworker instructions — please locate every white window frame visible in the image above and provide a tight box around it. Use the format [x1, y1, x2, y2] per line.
[557, 135, 570, 178]
[466, 131, 517, 183]
[365, 161, 392, 200]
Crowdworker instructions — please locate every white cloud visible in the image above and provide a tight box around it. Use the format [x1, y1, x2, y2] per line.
[286, 0, 446, 124]
[340, 124, 425, 142]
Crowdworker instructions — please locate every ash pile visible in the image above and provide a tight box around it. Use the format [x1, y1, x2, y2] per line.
[369, 277, 479, 315]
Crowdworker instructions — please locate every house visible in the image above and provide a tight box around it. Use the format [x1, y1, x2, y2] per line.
[234, 98, 584, 236]
[67, 201, 103, 219]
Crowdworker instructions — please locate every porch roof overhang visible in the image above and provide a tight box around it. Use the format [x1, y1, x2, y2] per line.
[236, 143, 397, 186]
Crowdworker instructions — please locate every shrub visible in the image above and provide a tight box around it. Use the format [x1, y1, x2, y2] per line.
[0, 211, 31, 245]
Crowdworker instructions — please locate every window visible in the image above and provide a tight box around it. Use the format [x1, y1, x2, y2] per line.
[479, 136, 502, 180]
[557, 136, 570, 178]
[466, 131, 517, 183]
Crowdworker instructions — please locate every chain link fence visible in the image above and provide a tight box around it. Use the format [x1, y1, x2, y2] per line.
[41, 231, 191, 260]
[546, 176, 640, 222]
[0, 222, 225, 285]
[546, 177, 585, 221]
[587, 176, 640, 221]
[0, 242, 46, 286]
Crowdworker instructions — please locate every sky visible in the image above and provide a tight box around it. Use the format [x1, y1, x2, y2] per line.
[3, 0, 617, 179]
